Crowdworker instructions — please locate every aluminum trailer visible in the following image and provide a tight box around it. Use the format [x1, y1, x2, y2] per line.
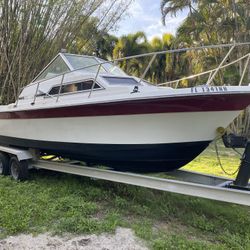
[0, 144, 249, 206]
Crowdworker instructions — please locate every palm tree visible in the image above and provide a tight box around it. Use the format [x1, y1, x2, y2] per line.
[161, 0, 198, 25]
[113, 31, 149, 76]
[149, 33, 175, 83]
[113, 31, 148, 58]
[169, 1, 247, 87]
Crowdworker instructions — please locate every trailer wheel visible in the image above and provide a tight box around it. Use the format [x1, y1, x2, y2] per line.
[9, 157, 28, 181]
[0, 152, 10, 175]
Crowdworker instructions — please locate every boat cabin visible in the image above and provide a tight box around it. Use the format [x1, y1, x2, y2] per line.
[18, 53, 148, 104]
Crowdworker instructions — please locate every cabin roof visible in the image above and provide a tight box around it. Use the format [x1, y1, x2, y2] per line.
[32, 53, 126, 83]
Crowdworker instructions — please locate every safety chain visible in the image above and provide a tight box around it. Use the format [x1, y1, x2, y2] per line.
[214, 138, 241, 176]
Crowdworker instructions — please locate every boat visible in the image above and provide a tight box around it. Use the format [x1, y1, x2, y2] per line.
[0, 43, 250, 172]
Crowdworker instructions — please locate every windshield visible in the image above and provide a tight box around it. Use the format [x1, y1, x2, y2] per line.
[98, 59, 127, 77]
[35, 56, 70, 81]
[64, 54, 127, 76]
[64, 55, 100, 71]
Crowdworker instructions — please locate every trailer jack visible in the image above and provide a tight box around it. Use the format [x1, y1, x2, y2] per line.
[222, 134, 250, 190]
[232, 142, 250, 190]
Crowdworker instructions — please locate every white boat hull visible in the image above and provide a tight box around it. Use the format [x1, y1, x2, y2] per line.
[0, 111, 241, 144]
[0, 109, 241, 172]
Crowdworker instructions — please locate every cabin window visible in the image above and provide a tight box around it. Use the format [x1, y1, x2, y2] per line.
[48, 80, 101, 95]
[103, 76, 141, 86]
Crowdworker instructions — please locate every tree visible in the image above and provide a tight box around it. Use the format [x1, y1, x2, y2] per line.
[161, 0, 250, 87]
[113, 31, 149, 76]
[161, 0, 198, 25]
[148, 33, 175, 83]
[95, 33, 118, 60]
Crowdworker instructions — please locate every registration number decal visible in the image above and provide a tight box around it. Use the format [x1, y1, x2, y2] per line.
[191, 86, 228, 93]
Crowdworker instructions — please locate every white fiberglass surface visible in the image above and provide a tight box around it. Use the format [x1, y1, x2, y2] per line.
[0, 111, 241, 144]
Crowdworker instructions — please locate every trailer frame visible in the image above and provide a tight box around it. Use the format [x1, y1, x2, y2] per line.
[0, 145, 249, 206]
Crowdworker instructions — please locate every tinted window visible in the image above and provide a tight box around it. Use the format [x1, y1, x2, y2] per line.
[103, 77, 140, 86]
[48, 80, 101, 95]
[49, 86, 60, 95]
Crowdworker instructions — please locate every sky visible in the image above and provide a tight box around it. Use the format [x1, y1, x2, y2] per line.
[111, 0, 189, 41]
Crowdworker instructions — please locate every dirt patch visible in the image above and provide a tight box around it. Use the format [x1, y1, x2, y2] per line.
[0, 227, 148, 250]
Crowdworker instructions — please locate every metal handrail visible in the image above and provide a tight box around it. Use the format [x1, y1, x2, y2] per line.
[138, 54, 156, 84]
[239, 54, 250, 86]
[56, 74, 65, 102]
[15, 42, 250, 106]
[88, 64, 102, 98]
[31, 82, 40, 105]
[206, 44, 235, 85]
[158, 52, 250, 86]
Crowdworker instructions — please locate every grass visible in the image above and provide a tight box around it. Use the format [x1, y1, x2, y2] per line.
[0, 142, 249, 249]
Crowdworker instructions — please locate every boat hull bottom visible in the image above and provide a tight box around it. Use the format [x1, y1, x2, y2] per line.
[0, 136, 210, 172]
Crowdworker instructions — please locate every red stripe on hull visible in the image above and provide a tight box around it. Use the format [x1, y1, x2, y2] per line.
[1, 93, 250, 119]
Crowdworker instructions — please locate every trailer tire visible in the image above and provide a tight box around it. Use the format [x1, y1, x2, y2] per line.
[0, 152, 10, 176]
[9, 157, 28, 181]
